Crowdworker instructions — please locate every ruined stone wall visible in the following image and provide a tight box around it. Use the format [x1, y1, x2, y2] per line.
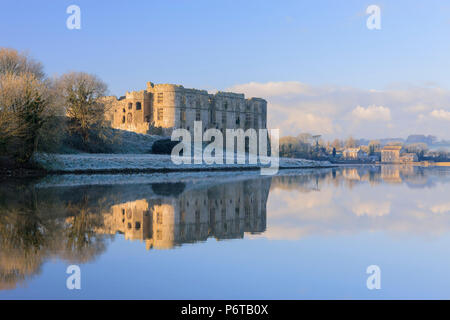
[103, 90, 152, 134]
[104, 81, 267, 136]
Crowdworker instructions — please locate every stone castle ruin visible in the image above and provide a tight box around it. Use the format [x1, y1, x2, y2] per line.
[103, 81, 267, 136]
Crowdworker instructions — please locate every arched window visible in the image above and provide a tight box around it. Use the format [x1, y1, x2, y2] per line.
[127, 113, 133, 123]
[136, 102, 142, 110]
[128, 103, 133, 110]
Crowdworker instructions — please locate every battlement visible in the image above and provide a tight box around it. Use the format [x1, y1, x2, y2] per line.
[214, 91, 245, 99]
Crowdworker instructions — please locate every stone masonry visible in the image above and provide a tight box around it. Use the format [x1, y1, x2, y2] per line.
[103, 81, 267, 136]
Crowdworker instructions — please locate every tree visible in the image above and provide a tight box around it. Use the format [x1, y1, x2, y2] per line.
[0, 48, 61, 163]
[345, 136, 358, 148]
[56, 72, 109, 145]
[368, 140, 381, 155]
[0, 48, 44, 80]
[405, 143, 428, 159]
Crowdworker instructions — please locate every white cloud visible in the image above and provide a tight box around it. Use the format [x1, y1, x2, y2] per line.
[431, 203, 450, 214]
[430, 109, 450, 121]
[352, 201, 391, 217]
[351, 105, 391, 122]
[226, 81, 450, 139]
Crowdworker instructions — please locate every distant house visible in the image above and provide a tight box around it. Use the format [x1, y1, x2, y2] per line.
[381, 146, 418, 163]
[381, 145, 403, 163]
[343, 147, 367, 160]
[400, 153, 418, 163]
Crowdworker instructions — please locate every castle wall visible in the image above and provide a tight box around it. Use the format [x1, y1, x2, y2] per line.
[104, 81, 267, 136]
[103, 90, 152, 134]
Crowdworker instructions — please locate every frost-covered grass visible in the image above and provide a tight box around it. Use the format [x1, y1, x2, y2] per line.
[34, 153, 332, 172]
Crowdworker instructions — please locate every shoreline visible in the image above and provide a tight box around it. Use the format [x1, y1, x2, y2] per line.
[1, 164, 336, 179]
[3, 159, 450, 179]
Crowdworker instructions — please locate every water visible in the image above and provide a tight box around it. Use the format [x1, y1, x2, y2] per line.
[1, 165, 450, 299]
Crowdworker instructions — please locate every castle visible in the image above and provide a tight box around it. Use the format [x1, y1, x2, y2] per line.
[103, 81, 267, 135]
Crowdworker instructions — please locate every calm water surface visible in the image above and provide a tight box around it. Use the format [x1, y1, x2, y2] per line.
[1, 165, 450, 299]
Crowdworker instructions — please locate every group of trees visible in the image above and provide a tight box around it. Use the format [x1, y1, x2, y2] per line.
[280, 134, 370, 159]
[279, 133, 449, 161]
[0, 48, 109, 165]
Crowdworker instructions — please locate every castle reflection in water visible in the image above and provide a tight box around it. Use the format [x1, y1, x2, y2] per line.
[97, 179, 270, 250]
[1, 165, 449, 290]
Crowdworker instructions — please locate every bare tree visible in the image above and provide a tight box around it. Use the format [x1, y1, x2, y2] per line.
[368, 140, 381, 155]
[0, 48, 64, 162]
[0, 48, 45, 80]
[56, 72, 109, 144]
[345, 136, 358, 148]
[0, 73, 55, 161]
[331, 139, 342, 150]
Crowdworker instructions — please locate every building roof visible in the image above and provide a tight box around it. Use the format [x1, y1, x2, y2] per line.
[382, 145, 403, 151]
[344, 147, 363, 153]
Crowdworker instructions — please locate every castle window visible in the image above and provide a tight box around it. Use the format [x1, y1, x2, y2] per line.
[210, 108, 216, 124]
[195, 210, 200, 223]
[136, 102, 142, 110]
[235, 112, 240, 125]
[157, 93, 163, 104]
[181, 96, 186, 106]
[222, 111, 227, 127]
[157, 212, 163, 224]
[195, 107, 201, 121]
[180, 108, 186, 122]
[157, 108, 163, 121]
[245, 113, 251, 128]
[224, 102, 228, 110]
[122, 108, 126, 113]
[135, 222, 141, 230]
[127, 113, 133, 123]
[122, 116, 126, 123]
[128, 103, 133, 110]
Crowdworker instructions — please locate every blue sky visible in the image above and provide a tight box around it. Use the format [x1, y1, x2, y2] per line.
[2, 0, 450, 138]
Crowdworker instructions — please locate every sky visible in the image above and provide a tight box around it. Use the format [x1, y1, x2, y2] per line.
[1, 0, 450, 139]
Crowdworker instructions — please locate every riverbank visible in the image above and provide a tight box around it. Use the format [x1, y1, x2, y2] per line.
[32, 153, 333, 174]
[0, 157, 47, 180]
